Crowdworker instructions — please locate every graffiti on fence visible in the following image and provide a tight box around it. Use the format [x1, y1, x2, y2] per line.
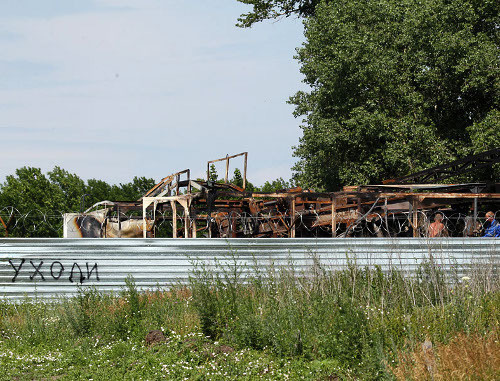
[7, 259, 100, 284]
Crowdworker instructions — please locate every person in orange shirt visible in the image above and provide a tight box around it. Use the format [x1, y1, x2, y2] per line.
[428, 213, 447, 237]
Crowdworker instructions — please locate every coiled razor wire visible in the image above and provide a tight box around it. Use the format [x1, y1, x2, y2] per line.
[0, 206, 499, 238]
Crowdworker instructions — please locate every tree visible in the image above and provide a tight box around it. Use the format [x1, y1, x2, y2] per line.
[260, 178, 291, 192]
[288, 0, 499, 190]
[48, 166, 86, 211]
[0, 167, 64, 212]
[0, 167, 65, 237]
[85, 179, 113, 208]
[209, 164, 219, 182]
[231, 168, 244, 188]
[236, 0, 322, 27]
[0, 167, 157, 236]
[230, 168, 259, 191]
[114, 176, 156, 201]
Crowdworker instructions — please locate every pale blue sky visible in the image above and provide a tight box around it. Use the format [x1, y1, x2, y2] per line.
[0, 0, 306, 186]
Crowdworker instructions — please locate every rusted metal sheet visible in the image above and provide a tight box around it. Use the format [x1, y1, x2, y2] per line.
[1, 237, 498, 301]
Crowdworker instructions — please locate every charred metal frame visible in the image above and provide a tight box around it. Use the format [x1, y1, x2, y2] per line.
[72, 149, 499, 239]
[207, 152, 248, 190]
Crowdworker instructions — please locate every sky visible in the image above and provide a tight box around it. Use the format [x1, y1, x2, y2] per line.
[0, 0, 307, 186]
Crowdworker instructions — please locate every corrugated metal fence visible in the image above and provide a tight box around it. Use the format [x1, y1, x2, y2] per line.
[0, 238, 498, 301]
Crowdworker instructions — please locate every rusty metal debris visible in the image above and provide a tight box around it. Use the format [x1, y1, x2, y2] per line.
[0, 209, 16, 238]
[0, 215, 8, 237]
[64, 150, 500, 238]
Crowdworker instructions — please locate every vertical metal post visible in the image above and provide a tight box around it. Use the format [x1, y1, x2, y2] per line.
[192, 215, 197, 238]
[384, 198, 390, 237]
[412, 198, 419, 237]
[472, 186, 479, 229]
[184, 207, 190, 238]
[331, 197, 337, 238]
[117, 205, 121, 238]
[142, 201, 147, 238]
[243, 153, 248, 190]
[152, 202, 156, 238]
[225, 155, 229, 183]
[171, 201, 177, 238]
[230, 211, 237, 238]
[291, 197, 296, 238]
[103, 214, 107, 238]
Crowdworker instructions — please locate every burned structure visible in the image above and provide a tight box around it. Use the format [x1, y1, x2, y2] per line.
[64, 149, 500, 238]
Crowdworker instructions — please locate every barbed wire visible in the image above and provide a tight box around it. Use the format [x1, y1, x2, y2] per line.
[1, 206, 498, 238]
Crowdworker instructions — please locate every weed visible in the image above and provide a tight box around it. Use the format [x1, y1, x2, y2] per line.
[0, 256, 497, 380]
[390, 330, 500, 380]
[188, 254, 499, 378]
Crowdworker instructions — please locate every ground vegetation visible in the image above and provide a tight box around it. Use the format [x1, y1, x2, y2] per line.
[0, 262, 498, 379]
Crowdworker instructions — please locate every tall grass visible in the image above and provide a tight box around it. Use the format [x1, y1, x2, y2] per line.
[0, 254, 498, 379]
[189, 254, 499, 378]
[390, 331, 500, 380]
[0, 282, 197, 351]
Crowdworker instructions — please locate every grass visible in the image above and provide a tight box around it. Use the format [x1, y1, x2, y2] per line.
[390, 331, 500, 380]
[0, 256, 498, 380]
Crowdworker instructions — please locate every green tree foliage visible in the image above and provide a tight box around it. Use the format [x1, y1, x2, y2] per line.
[236, 0, 322, 27]
[291, 0, 500, 189]
[209, 166, 291, 192]
[260, 178, 291, 192]
[231, 168, 244, 188]
[209, 164, 218, 182]
[114, 177, 157, 201]
[48, 166, 86, 211]
[0, 167, 59, 212]
[0, 167, 66, 237]
[230, 168, 259, 191]
[83, 177, 156, 207]
[238, 0, 499, 190]
[0, 167, 156, 237]
[85, 179, 113, 207]
[467, 110, 500, 154]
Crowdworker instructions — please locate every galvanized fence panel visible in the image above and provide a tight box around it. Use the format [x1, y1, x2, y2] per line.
[0, 238, 498, 301]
